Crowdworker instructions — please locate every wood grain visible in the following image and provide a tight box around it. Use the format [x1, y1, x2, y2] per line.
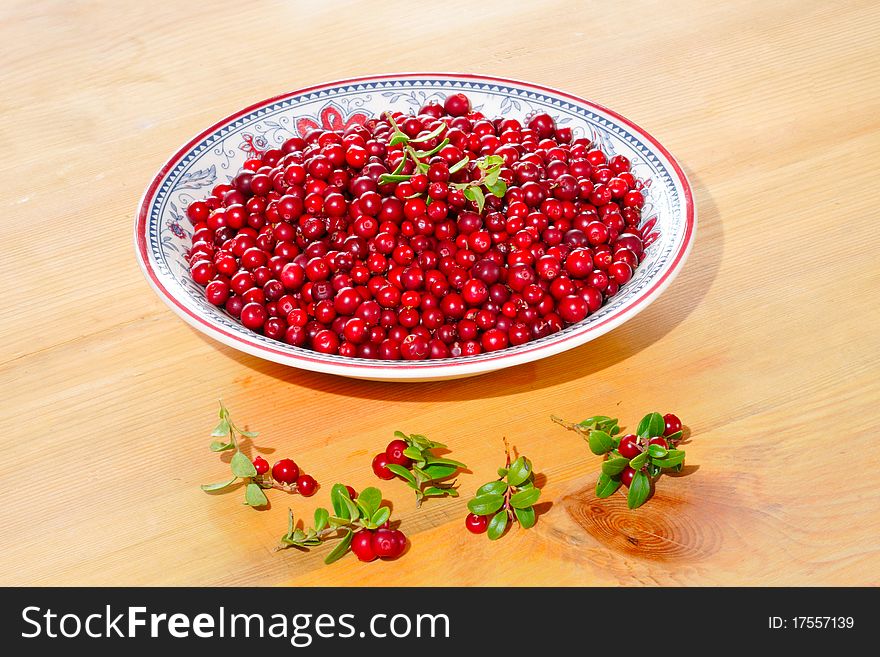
[1, 0, 879, 586]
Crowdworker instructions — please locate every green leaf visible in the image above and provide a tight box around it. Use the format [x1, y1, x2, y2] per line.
[467, 494, 504, 516]
[230, 451, 257, 478]
[485, 179, 507, 197]
[402, 446, 423, 461]
[424, 455, 467, 469]
[588, 430, 615, 455]
[327, 515, 349, 528]
[245, 482, 268, 507]
[647, 444, 668, 458]
[414, 138, 450, 159]
[237, 428, 259, 439]
[200, 476, 238, 492]
[409, 122, 446, 143]
[389, 133, 409, 146]
[448, 155, 470, 174]
[209, 441, 234, 452]
[477, 155, 504, 170]
[664, 430, 683, 443]
[629, 451, 648, 470]
[579, 415, 613, 428]
[653, 449, 686, 469]
[378, 173, 413, 185]
[497, 467, 509, 478]
[514, 505, 536, 529]
[391, 151, 409, 175]
[387, 463, 416, 483]
[476, 480, 508, 497]
[211, 419, 230, 437]
[324, 529, 353, 565]
[330, 484, 351, 520]
[312, 510, 328, 533]
[509, 487, 541, 509]
[627, 471, 652, 509]
[371, 507, 390, 527]
[423, 463, 458, 480]
[601, 457, 630, 476]
[507, 456, 533, 486]
[464, 186, 485, 213]
[487, 509, 508, 540]
[341, 496, 360, 521]
[596, 473, 622, 498]
[484, 167, 500, 186]
[637, 412, 665, 438]
[356, 487, 382, 516]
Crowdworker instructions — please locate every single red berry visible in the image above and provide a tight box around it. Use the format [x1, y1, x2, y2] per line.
[385, 439, 412, 467]
[618, 434, 641, 459]
[621, 466, 636, 487]
[372, 453, 395, 480]
[372, 528, 403, 558]
[648, 437, 668, 450]
[296, 474, 318, 496]
[272, 458, 299, 484]
[345, 485, 357, 499]
[351, 529, 377, 562]
[465, 513, 489, 534]
[252, 456, 270, 475]
[444, 93, 471, 117]
[663, 413, 682, 436]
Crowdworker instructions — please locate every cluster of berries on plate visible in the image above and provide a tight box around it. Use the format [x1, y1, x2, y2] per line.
[185, 92, 649, 360]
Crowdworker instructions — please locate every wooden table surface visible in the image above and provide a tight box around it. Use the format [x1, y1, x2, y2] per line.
[2, 0, 879, 586]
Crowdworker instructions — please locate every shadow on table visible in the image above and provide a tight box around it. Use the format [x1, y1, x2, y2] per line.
[201, 167, 722, 402]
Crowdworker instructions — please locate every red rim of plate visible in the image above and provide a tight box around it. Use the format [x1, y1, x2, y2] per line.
[135, 73, 695, 376]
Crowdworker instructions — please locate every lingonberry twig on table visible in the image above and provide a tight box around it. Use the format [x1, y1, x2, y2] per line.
[200, 402, 319, 507]
[371, 432, 467, 507]
[464, 438, 541, 539]
[552, 412, 686, 509]
[277, 484, 405, 564]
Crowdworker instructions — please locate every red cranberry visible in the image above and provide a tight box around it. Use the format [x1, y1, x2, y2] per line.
[621, 466, 636, 487]
[663, 413, 682, 436]
[465, 513, 488, 534]
[372, 453, 395, 480]
[351, 530, 377, 562]
[252, 456, 269, 475]
[618, 434, 641, 459]
[649, 437, 668, 450]
[272, 458, 299, 484]
[372, 528, 405, 558]
[385, 439, 412, 467]
[295, 474, 318, 496]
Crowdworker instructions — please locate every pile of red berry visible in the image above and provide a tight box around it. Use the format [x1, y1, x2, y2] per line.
[253, 456, 318, 497]
[185, 92, 648, 359]
[350, 526, 407, 562]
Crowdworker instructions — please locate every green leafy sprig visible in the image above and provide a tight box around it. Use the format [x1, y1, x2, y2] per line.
[552, 413, 685, 509]
[388, 431, 467, 507]
[377, 114, 506, 213]
[200, 402, 271, 507]
[466, 439, 541, 540]
[277, 484, 393, 564]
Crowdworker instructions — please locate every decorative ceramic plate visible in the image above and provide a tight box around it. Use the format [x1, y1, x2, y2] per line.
[135, 74, 695, 381]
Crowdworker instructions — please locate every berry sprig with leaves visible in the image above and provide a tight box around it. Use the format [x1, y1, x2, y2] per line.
[377, 114, 506, 213]
[465, 440, 541, 540]
[382, 432, 467, 507]
[277, 484, 397, 564]
[552, 412, 685, 509]
[200, 401, 270, 507]
[200, 402, 316, 507]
